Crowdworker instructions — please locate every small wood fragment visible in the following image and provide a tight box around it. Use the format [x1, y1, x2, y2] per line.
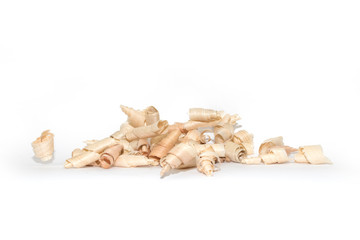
[31, 130, 54, 161]
[189, 108, 223, 122]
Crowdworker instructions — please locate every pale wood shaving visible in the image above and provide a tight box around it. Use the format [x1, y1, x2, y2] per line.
[145, 106, 160, 125]
[189, 108, 223, 122]
[260, 147, 289, 164]
[120, 105, 146, 127]
[296, 145, 331, 164]
[115, 154, 156, 168]
[224, 141, 246, 163]
[125, 120, 168, 141]
[99, 144, 124, 169]
[31, 130, 54, 161]
[196, 146, 218, 176]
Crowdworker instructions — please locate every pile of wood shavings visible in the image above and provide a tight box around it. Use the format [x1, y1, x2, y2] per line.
[64, 106, 331, 177]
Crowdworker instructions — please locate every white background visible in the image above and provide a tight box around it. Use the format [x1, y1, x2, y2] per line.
[1, 1, 359, 239]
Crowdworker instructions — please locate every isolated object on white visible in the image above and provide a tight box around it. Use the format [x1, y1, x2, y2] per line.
[62, 105, 331, 177]
[31, 130, 54, 161]
[294, 145, 331, 164]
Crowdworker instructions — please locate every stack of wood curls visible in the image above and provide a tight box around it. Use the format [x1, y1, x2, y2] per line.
[63, 106, 331, 177]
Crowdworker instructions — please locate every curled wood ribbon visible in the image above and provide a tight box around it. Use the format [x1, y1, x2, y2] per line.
[232, 130, 254, 155]
[65, 137, 118, 168]
[259, 136, 297, 155]
[294, 145, 331, 164]
[196, 146, 219, 176]
[125, 120, 168, 141]
[72, 148, 100, 167]
[65, 151, 100, 168]
[99, 144, 124, 169]
[120, 105, 146, 127]
[189, 108, 223, 122]
[214, 123, 234, 143]
[160, 143, 197, 177]
[260, 147, 289, 164]
[31, 130, 54, 161]
[149, 129, 182, 162]
[224, 141, 246, 163]
[145, 106, 160, 125]
[115, 154, 156, 167]
[111, 122, 134, 140]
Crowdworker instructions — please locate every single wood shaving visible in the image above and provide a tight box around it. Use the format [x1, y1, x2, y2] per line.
[145, 106, 160, 125]
[224, 141, 246, 163]
[196, 146, 218, 176]
[115, 154, 156, 168]
[149, 129, 182, 162]
[260, 147, 289, 164]
[296, 145, 331, 164]
[214, 123, 234, 143]
[31, 130, 54, 161]
[125, 120, 168, 141]
[65, 151, 100, 168]
[189, 108, 223, 122]
[99, 144, 124, 169]
[160, 143, 197, 176]
[120, 105, 146, 127]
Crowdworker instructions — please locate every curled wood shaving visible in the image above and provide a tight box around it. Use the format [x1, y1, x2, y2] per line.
[99, 144, 124, 169]
[160, 143, 197, 177]
[120, 105, 146, 127]
[232, 130, 254, 155]
[189, 108, 223, 122]
[259, 136, 296, 156]
[125, 120, 168, 141]
[259, 136, 284, 155]
[295, 145, 331, 164]
[196, 146, 219, 176]
[149, 129, 182, 162]
[65, 151, 100, 168]
[214, 123, 234, 143]
[260, 147, 289, 164]
[224, 141, 246, 163]
[145, 106, 160, 125]
[31, 130, 54, 161]
[115, 154, 156, 168]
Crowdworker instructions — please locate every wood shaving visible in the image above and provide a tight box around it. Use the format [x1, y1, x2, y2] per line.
[224, 141, 246, 163]
[61, 105, 331, 176]
[32, 130, 54, 161]
[125, 120, 168, 141]
[295, 145, 331, 164]
[260, 147, 289, 164]
[145, 106, 160, 125]
[189, 108, 223, 122]
[115, 154, 156, 168]
[120, 105, 146, 127]
[196, 146, 219, 176]
[99, 144, 124, 169]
